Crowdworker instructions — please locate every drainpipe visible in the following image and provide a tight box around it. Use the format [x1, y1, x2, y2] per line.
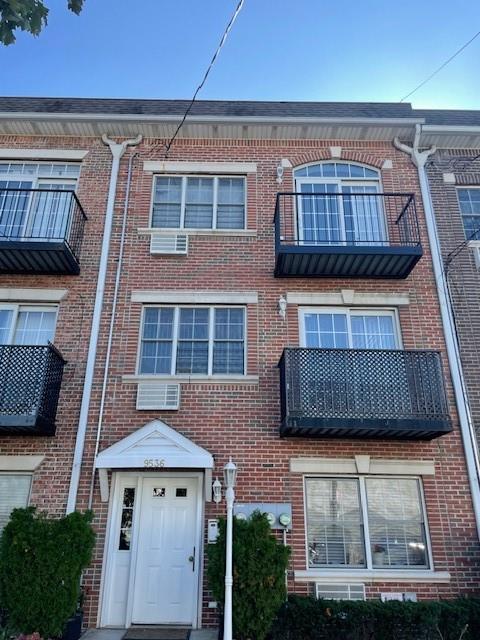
[66, 134, 142, 514]
[87, 149, 138, 509]
[394, 125, 480, 538]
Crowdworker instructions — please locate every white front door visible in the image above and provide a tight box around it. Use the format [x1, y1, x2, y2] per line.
[131, 476, 199, 625]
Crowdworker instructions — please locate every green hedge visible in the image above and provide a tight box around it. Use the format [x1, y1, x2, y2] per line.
[0, 507, 95, 638]
[269, 595, 480, 640]
[208, 511, 291, 640]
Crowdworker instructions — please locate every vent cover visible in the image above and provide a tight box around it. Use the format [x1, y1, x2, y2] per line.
[150, 234, 188, 255]
[136, 382, 180, 410]
[315, 583, 365, 601]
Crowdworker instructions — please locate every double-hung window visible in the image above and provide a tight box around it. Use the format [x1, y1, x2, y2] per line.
[0, 162, 80, 240]
[0, 474, 32, 531]
[457, 188, 480, 240]
[0, 305, 57, 345]
[300, 308, 399, 350]
[305, 477, 430, 570]
[139, 306, 245, 376]
[152, 176, 245, 230]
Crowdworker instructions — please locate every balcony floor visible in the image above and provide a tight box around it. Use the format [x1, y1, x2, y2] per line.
[0, 239, 80, 275]
[275, 244, 422, 279]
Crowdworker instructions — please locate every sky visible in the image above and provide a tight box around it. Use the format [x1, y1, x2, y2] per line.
[1, 0, 479, 109]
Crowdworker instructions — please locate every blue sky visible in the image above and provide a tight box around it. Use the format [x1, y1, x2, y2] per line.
[1, 0, 479, 109]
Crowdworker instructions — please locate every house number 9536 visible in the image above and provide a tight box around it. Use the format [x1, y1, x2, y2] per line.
[144, 458, 165, 468]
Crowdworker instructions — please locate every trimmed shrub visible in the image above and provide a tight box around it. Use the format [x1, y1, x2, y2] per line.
[0, 507, 95, 638]
[207, 511, 291, 640]
[269, 595, 480, 640]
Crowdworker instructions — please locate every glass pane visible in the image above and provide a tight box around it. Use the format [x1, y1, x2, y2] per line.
[214, 308, 244, 340]
[0, 475, 31, 531]
[366, 478, 428, 568]
[213, 341, 244, 374]
[179, 308, 209, 339]
[350, 314, 396, 350]
[152, 177, 182, 228]
[119, 488, 135, 551]
[306, 478, 365, 568]
[304, 313, 348, 349]
[0, 309, 13, 344]
[13, 310, 56, 345]
[140, 308, 174, 374]
[185, 178, 213, 228]
[176, 341, 208, 374]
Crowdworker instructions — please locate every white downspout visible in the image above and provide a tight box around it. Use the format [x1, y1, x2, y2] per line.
[66, 134, 142, 514]
[394, 125, 480, 538]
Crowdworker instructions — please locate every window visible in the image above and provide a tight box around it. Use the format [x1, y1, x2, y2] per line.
[0, 305, 57, 345]
[0, 474, 31, 531]
[458, 188, 480, 240]
[305, 477, 430, 570]
[0, 163, 80, 239]
[152, 175, 245, 230]
[300, 308, 399, 350]
[293, 162, 386, 245]
[119, 488, 135, 551]
[139, 306, 245, 376]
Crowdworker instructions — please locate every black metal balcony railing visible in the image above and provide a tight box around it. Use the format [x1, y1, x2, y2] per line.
[274, 192, 423, 278]
[0, 188, 87, 274]
[0, 344, 66, 435]
[279, 348, 452, 439]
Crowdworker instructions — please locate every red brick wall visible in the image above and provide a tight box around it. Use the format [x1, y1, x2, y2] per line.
[1, 135, 479, 628]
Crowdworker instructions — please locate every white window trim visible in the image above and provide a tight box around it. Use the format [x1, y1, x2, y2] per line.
[0, 288, 67, 303]
[286, 291, 410, 307]
[294, 569, 450, 584]
[136, 305, 247, 378]
[303, 475, 434, 575]
[298, 306, 403, 350]
[150, 174, 247, 231]
[0, 303, 58, 345]
[131, 290, 258, 304]
[0, 149, 87, 161]
[137, 227, 257, 238]
[290, 457, 435, 476]
[143, 161, 257, 174]
[0, 162, 80, 186]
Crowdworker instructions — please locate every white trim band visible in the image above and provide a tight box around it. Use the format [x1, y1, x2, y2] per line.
[294, 570, 450, 584]
[137, 227, 257, 238]
[0, 455, 45, 471]
[286, 290, 410, 306]
[290, 456, 435, 476]
[123, 374, 259, 385]
[0, 288, 68, 302]
[143, 160, 257, 174]
[0, 148, 88, 160]
[131, 290, 258, 304]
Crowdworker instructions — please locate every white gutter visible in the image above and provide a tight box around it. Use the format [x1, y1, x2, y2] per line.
[394, 125, 480, 538]
[66, 133, 142, 514]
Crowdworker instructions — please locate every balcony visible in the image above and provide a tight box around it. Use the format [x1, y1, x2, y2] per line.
[274, 192, 422, 278]
[0, 344, 66, 436]
[0, 188, 87, 274]
[279, 348, 452, 439]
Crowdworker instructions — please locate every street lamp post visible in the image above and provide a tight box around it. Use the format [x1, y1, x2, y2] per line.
[223, 457, 237, 640]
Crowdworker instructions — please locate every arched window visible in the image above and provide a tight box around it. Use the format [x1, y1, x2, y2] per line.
[293, 162, 386, 245]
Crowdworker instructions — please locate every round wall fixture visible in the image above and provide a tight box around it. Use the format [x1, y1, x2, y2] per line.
[235, 512, 247, 521]
[265, 512, 276, 526]
[279, 513, 291, 527]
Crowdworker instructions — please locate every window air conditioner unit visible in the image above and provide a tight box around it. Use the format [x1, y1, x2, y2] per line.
[315, 583, 365, 601]
[150, 233, 188, 255]
[136, 382, 180, 410]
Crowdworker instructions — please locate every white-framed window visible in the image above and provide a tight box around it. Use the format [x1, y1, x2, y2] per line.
[457, 188, 480, 240]
[0, 473, 32, 531]
[151, 175, 246, 230]
[293, 162, 386, 245]
[0, 304, 57, 345]
[0, 162, 80, 239]
[305, 476, 430, 570]
[299, 308, 400, 350]
[139, 306, 246, 376]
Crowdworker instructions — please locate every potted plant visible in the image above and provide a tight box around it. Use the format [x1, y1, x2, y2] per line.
[61, 590, 84, 640]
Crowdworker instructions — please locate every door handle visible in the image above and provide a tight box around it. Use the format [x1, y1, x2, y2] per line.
[188, 546, 195, 572]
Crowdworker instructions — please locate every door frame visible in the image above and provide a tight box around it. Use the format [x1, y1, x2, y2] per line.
[99, 471, 205, 629]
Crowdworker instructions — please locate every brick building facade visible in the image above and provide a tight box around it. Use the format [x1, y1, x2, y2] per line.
[0, 99, 479, 631]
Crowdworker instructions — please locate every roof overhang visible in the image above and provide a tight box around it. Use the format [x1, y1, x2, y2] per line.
[419, 125, 480, 149]
[0, 111, 424, 141]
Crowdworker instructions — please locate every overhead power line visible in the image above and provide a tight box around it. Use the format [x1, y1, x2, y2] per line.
[400, 29, 480, 102]
[164, 0, 245, 157]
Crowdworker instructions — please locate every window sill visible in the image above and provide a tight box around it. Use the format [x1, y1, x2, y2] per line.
[294, 569, 450, 584]
[123, 374, 259, 385]
[137, 227, 257, 238]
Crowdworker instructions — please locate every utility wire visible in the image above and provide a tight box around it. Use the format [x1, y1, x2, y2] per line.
[400, 29, 480, 102]
[164, 0, 245, 157]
